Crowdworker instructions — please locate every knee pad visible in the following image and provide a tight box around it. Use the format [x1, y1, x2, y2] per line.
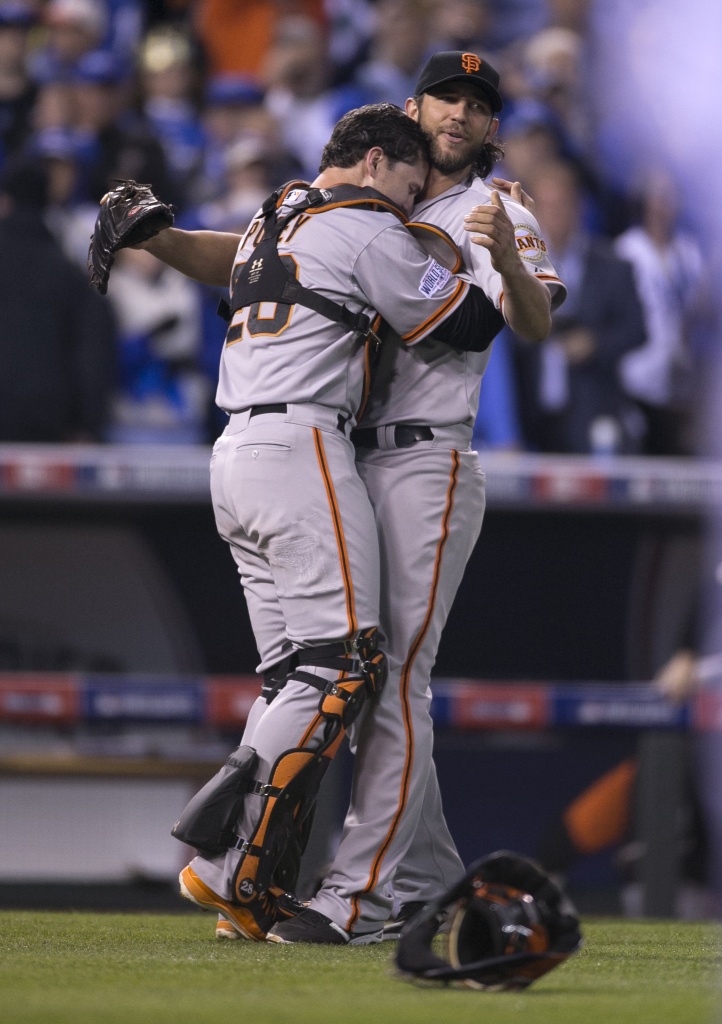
[171, 744, 258, 855]
[296, 626, 388, 728]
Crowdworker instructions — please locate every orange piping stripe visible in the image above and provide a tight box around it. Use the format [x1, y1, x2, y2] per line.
[313, 428, 357, 636]
[402, 280, 468, 344]
[346, 450, 461, 931]
[307, 198, 407, 223]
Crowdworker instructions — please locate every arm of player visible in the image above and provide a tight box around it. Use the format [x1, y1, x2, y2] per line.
[463, 191, 552, 343]
[355, 223, 503, 352]
[431, 285, 505, 351]
[137, 228, 241, 288]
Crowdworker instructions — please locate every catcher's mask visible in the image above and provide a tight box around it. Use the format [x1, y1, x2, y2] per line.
[395, 851, 583, 991]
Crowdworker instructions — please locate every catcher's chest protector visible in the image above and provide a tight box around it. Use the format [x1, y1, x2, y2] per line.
[225, 182, 408, 335]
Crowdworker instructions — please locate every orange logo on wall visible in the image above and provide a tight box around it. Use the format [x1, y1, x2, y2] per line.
[461, 53, 482, 74]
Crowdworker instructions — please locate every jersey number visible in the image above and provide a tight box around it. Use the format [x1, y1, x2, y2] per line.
[226, 255, 299, 344]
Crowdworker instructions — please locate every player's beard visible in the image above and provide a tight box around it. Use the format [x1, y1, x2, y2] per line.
[427, 130, 487, 176]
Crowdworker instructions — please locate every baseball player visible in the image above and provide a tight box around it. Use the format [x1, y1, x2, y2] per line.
[131, 102, 512, 942]
[267, 52, 566, 944]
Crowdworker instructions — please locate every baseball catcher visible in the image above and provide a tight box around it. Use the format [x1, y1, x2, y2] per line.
[87, 179, 174, 294]
[395, 850, 583, 990]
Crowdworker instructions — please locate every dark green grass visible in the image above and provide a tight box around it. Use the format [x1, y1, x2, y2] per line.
[0, 911, 719, 1024]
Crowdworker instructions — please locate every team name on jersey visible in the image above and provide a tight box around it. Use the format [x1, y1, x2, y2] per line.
[419, 260, 452, 297]
[514, 224, 548, 263]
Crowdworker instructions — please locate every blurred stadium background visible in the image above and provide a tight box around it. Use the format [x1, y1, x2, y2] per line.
[1, 0, 722, 927]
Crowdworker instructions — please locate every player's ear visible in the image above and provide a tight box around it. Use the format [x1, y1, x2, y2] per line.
[487, 117, 500, 143]
[405, 96, 420, 122]
[365, 146, 384, 177]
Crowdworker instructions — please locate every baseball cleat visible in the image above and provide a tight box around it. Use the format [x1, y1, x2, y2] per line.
[214, 889, 307, 939]
[215, 915, 239, 940]
[179, 865, 286, 942]
[381, 901, 427, 941]
[267, 908, 382, 946]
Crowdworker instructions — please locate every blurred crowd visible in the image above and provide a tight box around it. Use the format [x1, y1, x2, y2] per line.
[0, 0, 712, 453]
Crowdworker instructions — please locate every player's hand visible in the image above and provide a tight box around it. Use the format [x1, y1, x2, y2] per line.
[490, 176, 536, 215]
[463, 191, 522, 277]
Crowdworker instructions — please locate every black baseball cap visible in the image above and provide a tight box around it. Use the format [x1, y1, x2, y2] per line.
[415, 50, 503, 112]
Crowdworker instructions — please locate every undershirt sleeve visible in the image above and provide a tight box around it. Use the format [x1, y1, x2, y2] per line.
[431, 284, 506, 352]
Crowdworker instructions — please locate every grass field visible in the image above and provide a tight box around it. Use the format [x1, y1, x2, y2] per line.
[0, 911, 719, 1024]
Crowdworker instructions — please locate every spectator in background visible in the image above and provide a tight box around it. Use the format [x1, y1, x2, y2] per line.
[0, 156, 116, 442]
[28, 124, 96, 265]
[97, 0, 144, 66]
[512, 159, 647, 454]
[324, 0, 374, 85]
[522, 26, 591, 158]
[136, 24, 206, 206]
[496, 97, 564, 190]
[68, 48, 176, 205]
[481, 0, 547, 51]
[428, 0, 491, 54]
[104, 246, 209, 444]
[177, 135, 278, 439]
[199, 73, 298, 203]
[0, 2, 37, 170]
[497, 96, 622, 238]
[30, 0, 108, 84]
[189, 135, 274, 234]
[30, 57, 75, 133]
[352, 0, 432, 108]
[615, 169, 706, 456]
[472, 329, 523, 450]
[193, 0, 325, 79]
[261, 14, 370, 180]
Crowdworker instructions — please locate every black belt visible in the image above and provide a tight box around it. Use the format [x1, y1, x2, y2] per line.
[249, 404, 287, 417]
[248, 404, 348, 434]
[350, 425, 434, 449]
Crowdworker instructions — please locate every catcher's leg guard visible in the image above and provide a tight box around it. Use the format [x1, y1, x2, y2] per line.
[171, 744, 258, 854]
[273, 803, 316, 894]
[231, 628, 387, 904]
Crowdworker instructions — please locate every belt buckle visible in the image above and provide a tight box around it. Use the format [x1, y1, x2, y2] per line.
[395, 425, 416, 448]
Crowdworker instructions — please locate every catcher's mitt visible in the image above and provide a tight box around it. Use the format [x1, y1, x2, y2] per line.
[395, 850, 583, 991]
[87, 180, 174, 294]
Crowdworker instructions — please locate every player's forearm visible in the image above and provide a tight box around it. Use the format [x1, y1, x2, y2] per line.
[141, 228, 241, 288]
[500, 263, 552, 342]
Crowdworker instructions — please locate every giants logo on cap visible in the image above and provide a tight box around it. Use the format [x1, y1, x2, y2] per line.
[461, 53, 482, 74]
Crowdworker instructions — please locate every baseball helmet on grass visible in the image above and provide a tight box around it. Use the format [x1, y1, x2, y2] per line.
[395, 850, 583, 990]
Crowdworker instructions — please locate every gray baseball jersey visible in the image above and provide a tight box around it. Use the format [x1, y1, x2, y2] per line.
[361, 175, 566, 442]
[310, 177, 567, 935]
[215, 188, 471, 424]
[188, 186, 479, 917]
